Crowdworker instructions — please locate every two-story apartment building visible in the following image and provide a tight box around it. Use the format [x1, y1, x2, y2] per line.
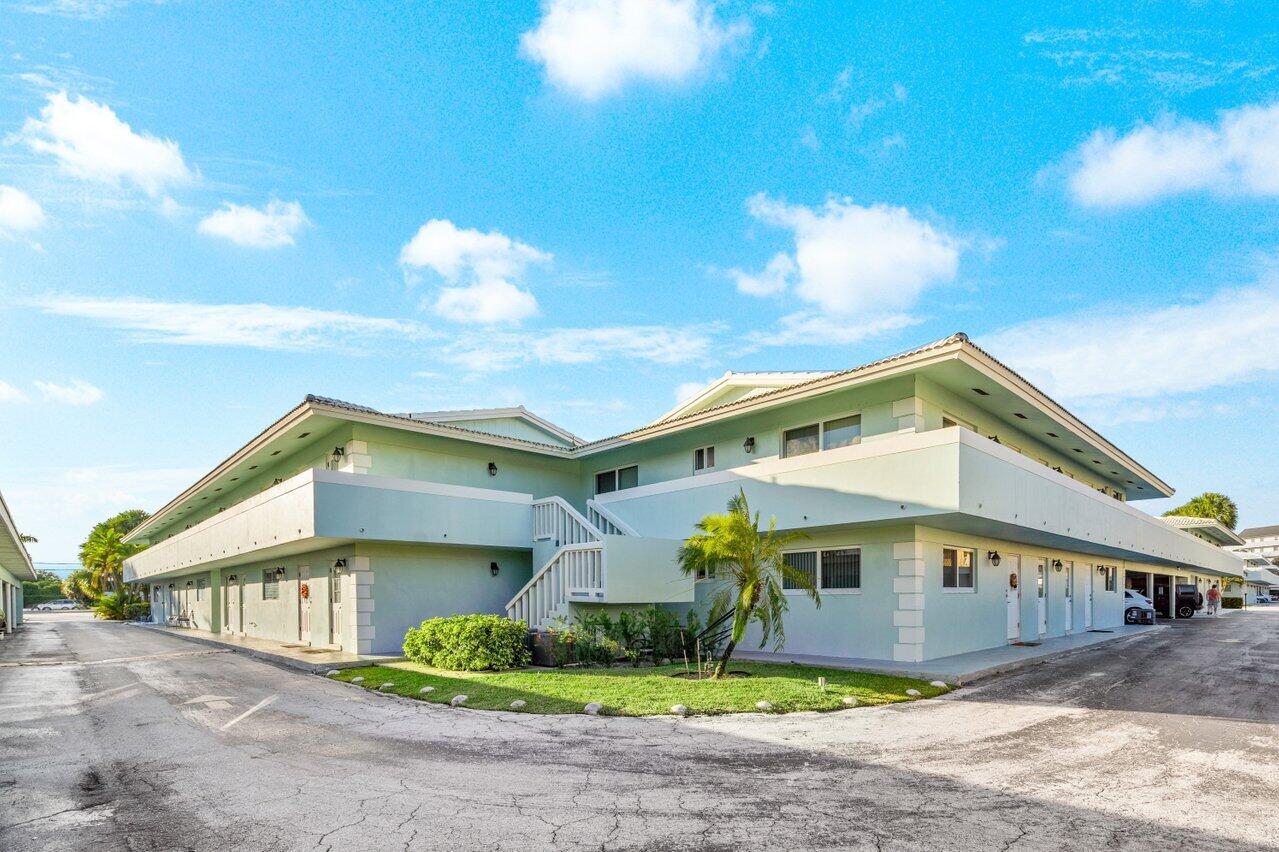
[124, 333, 1247, 664]
[1, 487, 35, 633]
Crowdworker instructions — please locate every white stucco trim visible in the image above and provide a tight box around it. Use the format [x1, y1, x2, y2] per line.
[892, 540, 926, 663]
[311, 468, 533, 505]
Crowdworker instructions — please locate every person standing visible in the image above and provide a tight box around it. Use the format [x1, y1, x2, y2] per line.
[1206, 583, 1221, 616]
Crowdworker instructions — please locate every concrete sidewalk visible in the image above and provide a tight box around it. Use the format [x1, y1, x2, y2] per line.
[131, 622, 400, 673]
[737, 623, 1164, 684]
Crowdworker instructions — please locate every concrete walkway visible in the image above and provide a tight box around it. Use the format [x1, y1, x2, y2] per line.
[737, 622, 1164, 684]
[131, 622, 400, 672]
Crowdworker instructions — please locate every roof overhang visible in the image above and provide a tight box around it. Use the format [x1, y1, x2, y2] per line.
[401, 406, 583, 446]
[0, 488, 36, 582]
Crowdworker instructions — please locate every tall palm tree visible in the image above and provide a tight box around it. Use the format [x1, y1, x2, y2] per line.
[1162, 492, 1239, 530]
[677, 489, 818, 678]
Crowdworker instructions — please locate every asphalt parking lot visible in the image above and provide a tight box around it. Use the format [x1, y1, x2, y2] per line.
[2, 609, 1278, 851]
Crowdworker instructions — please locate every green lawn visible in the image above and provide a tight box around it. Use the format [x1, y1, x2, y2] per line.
[329, 661, 948, 716]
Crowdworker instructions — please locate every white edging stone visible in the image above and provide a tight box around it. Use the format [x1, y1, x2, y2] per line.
[583, 702, 603, 716]
[419, 686, 435, 695]
[755, 700, 772, 711]
[351, 676, 364, 683]
[510, 700, 526, 710]
[670, 704, 688, 716]
[905, 689, 921, 698]
[451, 695, 468, 707]
[842, 696, 858, 707]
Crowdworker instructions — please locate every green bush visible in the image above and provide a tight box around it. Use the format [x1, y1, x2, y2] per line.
[402, 614, 530, 671]
[94, 590, 148, 621]
[1222, 597, 1244, 609]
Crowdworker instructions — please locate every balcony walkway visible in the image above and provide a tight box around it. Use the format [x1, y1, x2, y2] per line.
[131, 623, 400, 673]
[736, 622, 1166, 685]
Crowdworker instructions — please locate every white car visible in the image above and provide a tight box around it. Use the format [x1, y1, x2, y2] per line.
[35, 599, 79, 611]
[1256, 594, 1273, 604]
[1124, 589, 1157, 624]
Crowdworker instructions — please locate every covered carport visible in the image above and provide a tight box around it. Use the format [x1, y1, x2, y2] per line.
[0, 487, 37, 634]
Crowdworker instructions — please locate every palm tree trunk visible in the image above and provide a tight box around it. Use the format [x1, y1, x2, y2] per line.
[713, 638, 738, 679]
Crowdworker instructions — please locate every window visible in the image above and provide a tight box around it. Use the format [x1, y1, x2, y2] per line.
[594, 465, 639, 495]
[1063, 563, 1072, 598]
[783, 414, 862, 458]
[196, 578, 207, 601]
[693, 446, 716, 473]
[694, 565, 717, 582]
[782, 424, 820, 458]
[942, 547, 976, 590]
[822, 415, 861, 450]
[942, 414, 974, 431]
[263, 569, 281, 600]
[1103, 565, 1117, 592]
[783, 548, 861, 592]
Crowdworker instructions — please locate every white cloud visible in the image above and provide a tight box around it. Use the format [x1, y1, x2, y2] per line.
[1066, 102, 1279, 207]
[980, 282, 1279, 410]
[0, 381, 29, 403]
[0, 185, 46, 235]
[198, 200, 310, 248]
[434, 279, 540, 324]
[400, 219, 550, 325]
[674, 378, 715, 404]
[28, 296, 429, 350]
[443, 324, 717, 372]
[15, 92, 193, 196]
[34, 379, 104, 406]
[520, 0, 746, 100]
[729, 252, 794, 296]
[748, 311, 920, 349]
[19, 1, 144, 19]
[739, 193, 965, 316]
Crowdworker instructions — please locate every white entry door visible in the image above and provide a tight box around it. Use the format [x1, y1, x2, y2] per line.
[1006, 555, 1022, 641]
[1062, 562, 1074, 632]
[329, 563, 343, 648]
[298, 565, 312, 646]
[1036, 559, 1048, 635]
[1083, 568, 1094, 629]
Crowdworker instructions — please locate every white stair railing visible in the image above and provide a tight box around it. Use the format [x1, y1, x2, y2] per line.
[586, 499, 638, 537]
[533, 496, 602, 545]
[506, 542, 604, 628]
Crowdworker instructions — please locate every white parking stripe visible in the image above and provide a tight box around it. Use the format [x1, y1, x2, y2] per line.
[220, 695, 277, 731]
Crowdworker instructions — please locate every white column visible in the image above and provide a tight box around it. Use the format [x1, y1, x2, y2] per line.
[347, 556, 375, 654]
[339, 440, 373, 475]
[892, 541, 926, 662]
[891, 397, 925, 433]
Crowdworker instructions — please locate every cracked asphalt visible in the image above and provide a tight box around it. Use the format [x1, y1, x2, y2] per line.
[3, 610, 1278, 851]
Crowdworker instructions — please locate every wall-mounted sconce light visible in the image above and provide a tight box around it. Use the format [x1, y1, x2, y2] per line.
[1052, 466, 1063, 474]
[987, 550, 1001, 567]
[1052, 559, 1063, 571]
[273, 567, 286, 577]
[168, 583, 175, 589]
[1097, 565, 1106, 575]
[273, 478, 283, 486]
[186, 580, 194, 586]
[490, 561, 500, 577]
[743, 436, 756, 454]
[332, 446, 346, 458]
[989, 435, 1001, 444]
[334, 558, 347, 569]
[227, 575, 237, 582]
[487, 462, 498, 477]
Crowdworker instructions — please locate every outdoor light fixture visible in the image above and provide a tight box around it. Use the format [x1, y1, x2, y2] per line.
[334, 558, 347, 569]
[1052, 559, 1063, 571]
[168, 583, 175, 589]
[227, 575, 237, 582]
[490, 561, 500, 577]
[989, 435, 1001, 444]
[1097, 566, 1106, 575]
[488, 462, 498, 476]
[743, 436, 756, 454]
[186, 580, 194, 587]
[273, 567, 286, 577]
[332, 446, 346, 457]
[987, 551, 1001, 567]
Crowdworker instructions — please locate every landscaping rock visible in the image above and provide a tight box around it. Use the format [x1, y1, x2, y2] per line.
[351, 676, 364, 684]
[450, 694, 468, 707]
[842, 696, 858, 707]
[755, 700, 772, 711]
[670, 704, 688, 716]
[378, 682, 395, 691]
[583, 702, 603, 716]
[659, 658, 671, 666]
[419, 686, 435, 695]
[906, 689, 922, 698]
[325, 670, 340, 677]
[930, 680, 948, 689]
[510, 699, 526, 710]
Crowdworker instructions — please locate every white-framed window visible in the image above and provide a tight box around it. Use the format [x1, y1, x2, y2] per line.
[263, 569, 281, 601]
[781, 414, 861, 458]
[1103, 565, 1117, 592]
[942, 546, 976, 591]
[782, 547, 861, 593]
[694, 566, 717, 582]
[1063, 563, 1073, 598]
[196, 578, 207, 601]
[693, 446, 716, 474]
[942, 414, 975, 431]
[594, 465, 638, 495]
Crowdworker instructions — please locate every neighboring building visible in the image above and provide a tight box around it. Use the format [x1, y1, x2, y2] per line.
[1236, 525, 1279, 567]
[0, 487, 36, 633]
[124, 333, 1247, 663]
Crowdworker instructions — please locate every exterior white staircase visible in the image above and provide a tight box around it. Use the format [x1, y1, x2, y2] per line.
[506, 497, 635, 629]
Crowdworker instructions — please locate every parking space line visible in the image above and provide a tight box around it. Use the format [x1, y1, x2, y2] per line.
[220, 695, 277, 731]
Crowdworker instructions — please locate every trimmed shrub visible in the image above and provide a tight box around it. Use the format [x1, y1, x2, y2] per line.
[403, 614, 530, 671]
[1222, 597, 1244, 609]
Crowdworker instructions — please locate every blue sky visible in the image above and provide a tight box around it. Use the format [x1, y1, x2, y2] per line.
[2, 0, 1277, 563]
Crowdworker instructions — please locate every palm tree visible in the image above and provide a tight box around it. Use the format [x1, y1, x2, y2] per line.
[80, 526, 137, 594]
[1163, 492, 1239, 530]
[677, 489, 818, 678]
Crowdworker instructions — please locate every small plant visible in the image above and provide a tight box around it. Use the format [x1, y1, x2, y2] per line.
[1222, 597, 1244, 609]
[93, 590, 149, 621]
[640, 606, 683, 661]
[402, 614, 530, 671]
